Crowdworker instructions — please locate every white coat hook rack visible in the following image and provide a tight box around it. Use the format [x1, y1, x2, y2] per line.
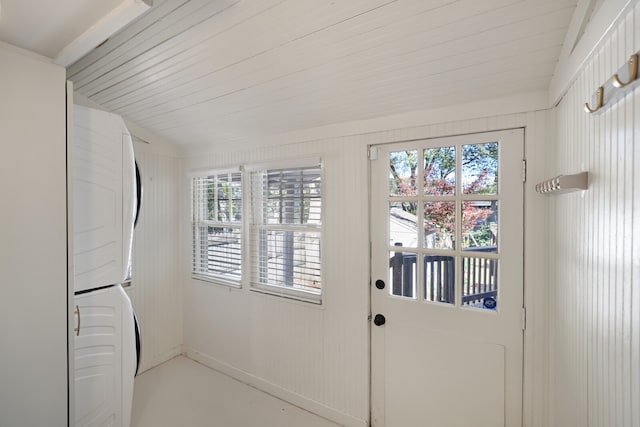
[535, 172, 588, 195]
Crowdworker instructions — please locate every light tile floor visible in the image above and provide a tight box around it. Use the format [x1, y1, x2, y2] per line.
[131, 356, 343, 427]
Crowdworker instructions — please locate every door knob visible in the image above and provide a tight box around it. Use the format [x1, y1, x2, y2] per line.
[373, 314, 386, 326]
[375, 279, 385, 289]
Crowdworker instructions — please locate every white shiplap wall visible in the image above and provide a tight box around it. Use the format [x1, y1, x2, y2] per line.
[549, 3, 640, 427]
[127, 141, 183, 373]
[181, 102, 552, 426]
[182, 139, 371, 427]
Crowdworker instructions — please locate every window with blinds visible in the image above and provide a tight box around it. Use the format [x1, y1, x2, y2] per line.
[249, 162, 322, 302]
[192, 170, 242, 286]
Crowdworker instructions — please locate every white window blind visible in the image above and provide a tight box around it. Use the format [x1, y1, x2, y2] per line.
[192, 170, 242, 285]
[250, 163, 322, 301]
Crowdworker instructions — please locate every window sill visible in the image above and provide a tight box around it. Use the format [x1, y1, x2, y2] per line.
[250, 283, 322, 305]
[192, 274, 242, 289]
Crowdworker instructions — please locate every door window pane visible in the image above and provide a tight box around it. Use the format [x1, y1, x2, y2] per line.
[381, 135, 512, 313]
[462, 143, 498, 195]
[424, 146, 455, 195]
[389, 250, 416, 298]
[389, 202, 418, 248]
[424, 201, 455, 250]
[389, 150, 418, 196]
[461, 201, 498, 251]
[423, 255, 455, 304]
[462, 256, 498, 310]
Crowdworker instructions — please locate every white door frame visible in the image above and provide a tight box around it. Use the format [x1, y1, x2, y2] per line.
[369, 128, 526, 427]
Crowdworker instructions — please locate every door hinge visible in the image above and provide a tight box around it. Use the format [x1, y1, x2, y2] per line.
[521, 307, 527, 331]
[522, 159, 527, 183]
[368, 147, 378, 160]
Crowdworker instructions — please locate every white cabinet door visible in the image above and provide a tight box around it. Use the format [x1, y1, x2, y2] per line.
[74, 285, 136, 427]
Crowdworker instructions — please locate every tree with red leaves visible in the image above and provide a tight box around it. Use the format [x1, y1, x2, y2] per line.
[389, 144, 497, 248]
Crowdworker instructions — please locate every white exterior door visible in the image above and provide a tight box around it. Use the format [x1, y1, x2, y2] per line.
[370, 129, 525, 427]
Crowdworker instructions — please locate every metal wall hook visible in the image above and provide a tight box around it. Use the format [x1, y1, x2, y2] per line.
[584, 86, 604, 113]
[612, 54, 638, 88]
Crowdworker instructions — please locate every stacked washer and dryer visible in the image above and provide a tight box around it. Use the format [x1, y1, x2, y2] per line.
[72, 104, 142, 427]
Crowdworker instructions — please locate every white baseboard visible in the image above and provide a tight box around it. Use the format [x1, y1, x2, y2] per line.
[184, 347, 368, 427]
[138, 345, 184, 375]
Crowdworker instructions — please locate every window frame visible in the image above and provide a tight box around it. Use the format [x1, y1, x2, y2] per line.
[246, 158, 323, 304]
[190, 167, 244, 287]
[189, 159, 324, 304]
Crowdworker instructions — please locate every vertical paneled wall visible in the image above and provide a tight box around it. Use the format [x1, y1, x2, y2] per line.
[128, 142, 183, 373]
[182, 139, 371, 427]
[550, 4, 640, 426]
[181, 107, 551, 426]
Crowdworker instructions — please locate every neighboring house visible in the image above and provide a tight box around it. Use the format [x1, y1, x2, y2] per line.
[389, 207, 421, 248]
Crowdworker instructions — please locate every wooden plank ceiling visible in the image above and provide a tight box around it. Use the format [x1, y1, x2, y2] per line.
[68, 0, 577, 148]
